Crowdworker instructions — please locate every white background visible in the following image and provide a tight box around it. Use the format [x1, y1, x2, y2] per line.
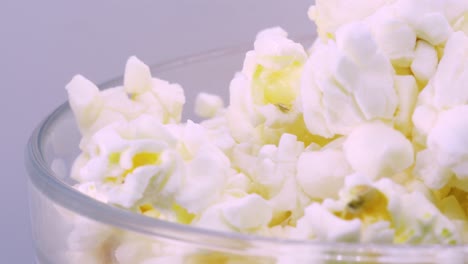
[0, 1, 313, 262]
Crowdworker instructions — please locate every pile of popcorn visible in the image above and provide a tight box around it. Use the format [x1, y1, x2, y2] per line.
[64, 0, 468, 262]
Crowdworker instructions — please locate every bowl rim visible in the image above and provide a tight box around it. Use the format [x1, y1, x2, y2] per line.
[25, 39, 468, 259]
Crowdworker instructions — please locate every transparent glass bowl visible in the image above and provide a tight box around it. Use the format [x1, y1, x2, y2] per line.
[26, 42, 468, 264]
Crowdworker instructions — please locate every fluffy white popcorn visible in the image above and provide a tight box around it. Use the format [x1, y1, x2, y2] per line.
[124, 56, 186, 123]
[175, 144, 231, 214]
[241, 134, 306, 219]
[66, 216, 117, 264]
[412, 32, 468, 148]
[67, 58, 186, 144]
[394, 0, 452, 46]
[199, 116, 236, 154]
[192, 192, 272, 233]
[63, 2, 468, 261]
[413, 32, 468, 189]
[70, 114, 185, 208]
[367, 6, 417, 67]
[392, 192, 461, 244]
[193, 203, 234, 233]
[301, 22, 397, 137]
[227, 27, 308, 145]
[149, 78, 186, 123]
[343, 122, 414, 180]
[295, 203, 362, 242]
[114, 233, 192, 264]
[361, 221, 394, 243]
[411, 40, 439, 84]
[66, 75, 103, 133]
[415, 106, 468, 189]
[309, 0, 392, 40]
[225, 172, 251, 192]
[114, 236, 156, 264]
[221, 194, 272, 230]
[297, 140, 352, 200]
[394, 75, 419, 136]
[252, 134, 302, 196]
[194, 92, 224, 118]
[124, 56, 152, 95]
[432, 32, 468, 109]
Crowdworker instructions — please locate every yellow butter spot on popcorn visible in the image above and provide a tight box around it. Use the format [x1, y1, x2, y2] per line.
[446, 188, 468, 218]
[172, 203, 196, 225]
[108, 152, 121, 164]
[138, 203, 163, 218]
[104, 176, 121, 184]
[395, 229, 415, 244]
[341, 185, 391, 225]
[132, 152, 161, 167]
[268, 211, 292, 227]
[283, 115, 338, 147]
[138, 203, 154, 213]
[252, 60, 302, 108]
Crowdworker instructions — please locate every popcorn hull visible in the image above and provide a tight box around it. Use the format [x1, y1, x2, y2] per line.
[26, 46, 468, 264]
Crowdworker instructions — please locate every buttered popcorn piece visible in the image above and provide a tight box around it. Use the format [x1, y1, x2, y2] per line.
[241, 27, 307, 117]
[72, 115, 183, 208]
[227, 27, 309, 145]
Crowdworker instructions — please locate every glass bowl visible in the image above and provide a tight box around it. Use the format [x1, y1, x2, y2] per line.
[26, 40, 468, 264]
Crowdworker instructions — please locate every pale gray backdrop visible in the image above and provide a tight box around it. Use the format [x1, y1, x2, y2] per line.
[0, 1, 314, 262]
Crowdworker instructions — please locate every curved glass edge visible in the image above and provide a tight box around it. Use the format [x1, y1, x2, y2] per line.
[24, 41, 468, 259]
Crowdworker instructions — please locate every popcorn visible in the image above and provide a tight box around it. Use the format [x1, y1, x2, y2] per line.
[175, 144, 231, 214]
[221, 194, 272, 230]
[295, 203, 362, 242]
[66, 75, 103, 133]
[227, 27, 308, 145]
[368, 6, 417, 68]
[343, 122, 414, 180]
[63, 1, 468, 261]
[393, 75, 419, 136]
[301, 22, 397, 137]
[194, 92, 224, 118]
[394, 0, 452, 46]
[416, 106, 468, 189]
[411, 40, 439, 84]
[432, 32, 468, 109]
[297, 139, 352, 200]
[309, 0, 392, 40]
[392, 192, 461, 244]
[124, 56, 153, 95]
[361, 221, 394, 243]
[66, 216, 117, 263]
